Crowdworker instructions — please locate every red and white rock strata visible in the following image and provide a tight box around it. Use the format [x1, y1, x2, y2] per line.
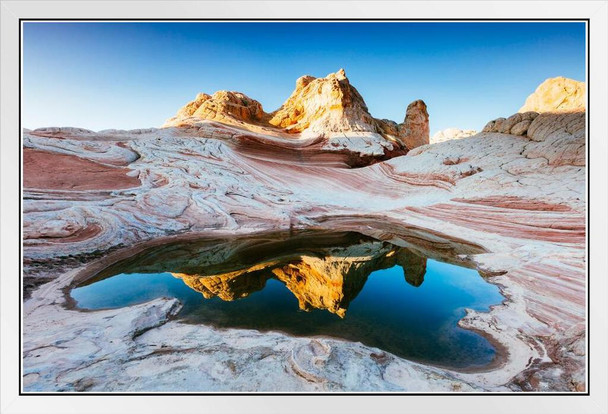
[21, 75, 586, 392]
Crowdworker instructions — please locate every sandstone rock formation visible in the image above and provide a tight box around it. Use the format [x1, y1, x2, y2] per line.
[162, 69, 430, 152]
[109, 233, 428, 318]
[163, 91, 265, 128]
[524, 111, 586, 166]
[21, 75, 586, 392]
[394, 249, 427, 287]
[268, 244, 428, 317]
[268, 69, 377, 136]
[176, 270, 271, 301]
[400, 100, 430, 150]
[482, 111, 540, 136]
[431, 128, 478, 144]
[482, 110, 584, 167]
[482, 76, 585, 158]
[519, 76, 585, 113]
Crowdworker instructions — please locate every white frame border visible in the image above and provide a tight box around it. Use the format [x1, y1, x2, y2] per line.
[2, 1, 607, 413]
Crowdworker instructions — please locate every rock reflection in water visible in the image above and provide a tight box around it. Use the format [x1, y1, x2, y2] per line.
[73, 230, 502, 368]
[172, 242, 426, 318]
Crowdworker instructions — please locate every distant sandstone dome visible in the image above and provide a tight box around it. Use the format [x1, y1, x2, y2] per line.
[429, 76, 585, 145]
[480, 76, 586, 168]
[163, 69, 430, 151]
[430, 128, 477, 144]
[519, 76, 586, 113]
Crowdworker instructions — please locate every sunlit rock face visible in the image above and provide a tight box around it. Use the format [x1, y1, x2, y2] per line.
[269, 69, 377, 136]
[481, 79, 585, 167]
[163, 91, 265, 128]
[161, 69, 429, 152]
[442, 76, 584, 146]
[519, 76, 585, 113]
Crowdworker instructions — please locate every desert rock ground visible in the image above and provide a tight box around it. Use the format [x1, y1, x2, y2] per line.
[21, 74, 586, 392]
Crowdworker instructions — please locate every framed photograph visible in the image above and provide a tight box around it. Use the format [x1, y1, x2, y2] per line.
[1, 1, 607, 413]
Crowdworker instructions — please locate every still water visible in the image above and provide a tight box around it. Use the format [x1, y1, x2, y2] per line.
[71, 231, 504, 369]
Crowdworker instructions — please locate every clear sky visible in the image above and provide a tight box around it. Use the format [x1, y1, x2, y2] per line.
[22, 21, 586, 135]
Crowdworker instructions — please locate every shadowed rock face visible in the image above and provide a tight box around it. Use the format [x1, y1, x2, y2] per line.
[431, 76, 584, 147]
[482, 110, 585, 167]
[394, 249, 427, 287]
[401, 100, 430, 150]
[482, 111, 540, 136]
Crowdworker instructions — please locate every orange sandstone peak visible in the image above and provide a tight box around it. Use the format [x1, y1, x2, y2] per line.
[163, 69, 430, 151]
[267, 68, 377, 136]
[164, 90, 265, 127]
[519, 76, 585, 113]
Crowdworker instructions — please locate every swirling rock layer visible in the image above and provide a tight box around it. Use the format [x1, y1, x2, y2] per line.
[21, 77, 586, 392]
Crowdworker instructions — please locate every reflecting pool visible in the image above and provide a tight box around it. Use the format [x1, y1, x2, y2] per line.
[71, 231, 504, 369]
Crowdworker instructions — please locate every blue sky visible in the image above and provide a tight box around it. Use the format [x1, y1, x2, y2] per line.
[22, 22, 586, 135]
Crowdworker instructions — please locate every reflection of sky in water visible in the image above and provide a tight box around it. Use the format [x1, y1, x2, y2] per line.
[72, 257, 503, 369]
